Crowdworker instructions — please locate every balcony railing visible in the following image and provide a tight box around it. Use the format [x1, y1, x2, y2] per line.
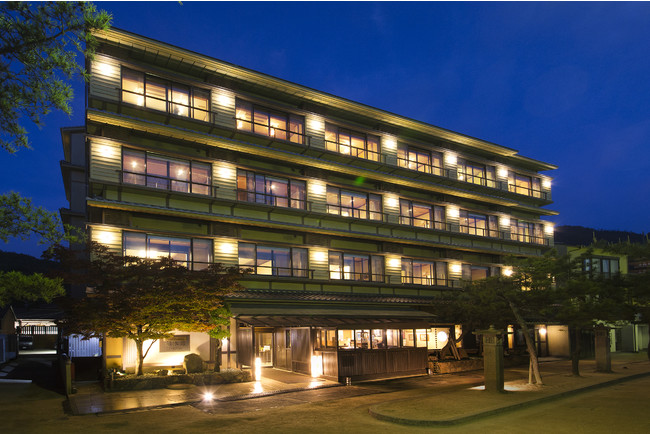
[121, 89, 213, 123]
[239, 265, 314, 279]
[329, 271, 386, 283]
[396, 157, 448, 177]
[120, 170, 216, 196]
[398, 216, 449, 231]
[458, 225, 501, 238]
[457, 173, 498, 189]
[235, 118, 307, 145]
[324, 139, 383, 163]
[508, 184, 549, 200]
[326, 204, 385, 222]
[236, 189, 309, 211]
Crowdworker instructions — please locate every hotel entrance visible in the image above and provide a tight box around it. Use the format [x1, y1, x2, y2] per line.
[255, 328, 274, 366]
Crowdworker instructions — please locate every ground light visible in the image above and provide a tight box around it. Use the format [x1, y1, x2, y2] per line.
[203, 391, 214, 401]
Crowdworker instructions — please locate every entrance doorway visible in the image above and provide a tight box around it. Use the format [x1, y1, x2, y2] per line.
[255, 330, 273, 366]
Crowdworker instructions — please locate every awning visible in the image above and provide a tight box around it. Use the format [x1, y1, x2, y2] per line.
[231, 303, 435, 328]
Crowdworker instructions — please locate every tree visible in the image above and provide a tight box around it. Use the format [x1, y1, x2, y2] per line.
[0, 1, 111, 152]
[439, 252, 560, 385]
[0, 191, 79, 246]
[542, 250, 633, 376]
[0, 270, 63, 307]
[0, 1, 110, 304]
[52, 244, 246, 375]
[0, 192, 76, 307]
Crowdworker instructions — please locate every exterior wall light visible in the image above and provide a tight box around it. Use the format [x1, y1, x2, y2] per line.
[447, 207, 459, 219]
[382, 137, 396, 150]
[95, 60, 117, 77]
[445, 153, 457, 166]
[308, 117, 324, 132]
[542, 179, 552, 189]
[388, 257, 401, 269]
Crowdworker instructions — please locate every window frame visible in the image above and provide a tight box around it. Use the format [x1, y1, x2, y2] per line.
[459, 210, 499, 238]
[235, 99, 305, 144]
[121, 149, 212, 196]
[328, 251, 385, 282]
[397, 145, 443, 176]
[122, 232, 213, 270]
[508, 171, 543, 198]
[326, 186, 382, 221]
[236, 169, 307, 210]
[457, 159, 497, 188]
[324, 124, 381, 162]
[399, 199, 446, 230]
[401, 258, 448, 286]
[120, 67, 211, 122]
[510, 220, 546, 245]
[238, 242, 309, 278]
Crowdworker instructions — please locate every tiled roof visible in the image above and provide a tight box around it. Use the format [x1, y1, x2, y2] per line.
[226, 289, 435, 305]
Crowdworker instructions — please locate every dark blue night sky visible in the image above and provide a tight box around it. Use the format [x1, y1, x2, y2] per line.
[2, 2, 649, 257]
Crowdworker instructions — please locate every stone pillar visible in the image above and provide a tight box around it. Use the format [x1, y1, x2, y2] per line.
[594, 326, 612, 373]
[475, 326, 504, 393]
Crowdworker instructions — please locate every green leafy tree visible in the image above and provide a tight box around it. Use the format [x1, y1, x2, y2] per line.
[542, 250, 633, 376]
[0, 192, 75, 306]
[438, 251, 559, 385]
[0, 270, 63, 307]
[52, 244, 246, 376]
[0, 191, 80, 246]
[0, 1, 111, 152]
[0, 1, 109, 305]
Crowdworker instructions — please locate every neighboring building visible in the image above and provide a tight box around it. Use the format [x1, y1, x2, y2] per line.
[60, 28, 556, 381]
[548, 246, 649, 356]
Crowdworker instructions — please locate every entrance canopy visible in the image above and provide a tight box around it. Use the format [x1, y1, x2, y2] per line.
[231, 303, 435, 328]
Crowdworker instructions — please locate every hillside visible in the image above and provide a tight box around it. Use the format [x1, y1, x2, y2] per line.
[554, 225, 649, 246]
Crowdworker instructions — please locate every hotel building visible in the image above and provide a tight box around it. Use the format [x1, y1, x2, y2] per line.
[60, 28, 556, 381]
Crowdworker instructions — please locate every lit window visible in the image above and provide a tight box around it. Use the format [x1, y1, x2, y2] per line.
[510, 220, 546, 245]
[459, 210, 499, 237]
[508, 172, 542, 198]
[122, 150, 211, 195]
[325, 124, 380, 161]
[326, 186, 382, 220]
[121, 68, 211, 122]
[462, 264, 491, 281]
[328, 252, 384, 282]
[238, 243, 308, 278]
[457, 159, 496, 188]
[399, 199, 445, 230]
[123, 232, 212, 270]
[235, 100, 304, 144]
[236, 169, 306, 209]
[397, 145, 443, 176]
[401, 259, 448, 286]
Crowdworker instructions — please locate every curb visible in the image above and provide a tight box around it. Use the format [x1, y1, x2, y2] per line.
[368, 371, 650, 427]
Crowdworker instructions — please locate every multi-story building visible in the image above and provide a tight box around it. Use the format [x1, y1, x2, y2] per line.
[60, 28, 557, 381]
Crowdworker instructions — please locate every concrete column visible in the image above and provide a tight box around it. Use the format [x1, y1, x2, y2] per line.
[475, 326, 504, 393]
[595, 326, 612, 373]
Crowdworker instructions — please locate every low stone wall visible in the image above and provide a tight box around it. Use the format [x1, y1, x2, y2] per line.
[106, 368, 252, 391]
